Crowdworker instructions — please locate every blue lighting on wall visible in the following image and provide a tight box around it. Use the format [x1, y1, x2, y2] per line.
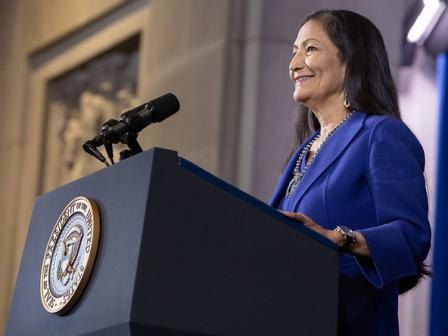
[430, 51, 448, 336]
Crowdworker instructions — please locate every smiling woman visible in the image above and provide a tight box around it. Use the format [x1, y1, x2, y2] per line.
[269, 9, 431, 336]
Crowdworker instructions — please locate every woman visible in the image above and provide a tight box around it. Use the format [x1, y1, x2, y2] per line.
[269, 9, 431, 336]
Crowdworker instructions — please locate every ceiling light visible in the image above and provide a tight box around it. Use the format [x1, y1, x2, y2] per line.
[407, 0, 446, 45]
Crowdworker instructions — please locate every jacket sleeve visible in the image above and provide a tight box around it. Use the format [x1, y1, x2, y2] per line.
[355, 118, 431, 288]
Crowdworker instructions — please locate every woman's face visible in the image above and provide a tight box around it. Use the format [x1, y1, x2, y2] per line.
[289, 19, 346, 108]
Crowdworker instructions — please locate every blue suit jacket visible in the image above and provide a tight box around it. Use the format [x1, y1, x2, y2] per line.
[269, 111, 431, 336]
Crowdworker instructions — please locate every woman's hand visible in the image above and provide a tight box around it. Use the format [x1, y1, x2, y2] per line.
[280, 211, 371, 257]
[281, 211, 345, 247]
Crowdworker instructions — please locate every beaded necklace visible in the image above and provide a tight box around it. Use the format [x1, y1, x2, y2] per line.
[285, 112, 354, 198]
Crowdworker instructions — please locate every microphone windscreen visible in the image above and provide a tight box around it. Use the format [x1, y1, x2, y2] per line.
[150, 93, 180, 122]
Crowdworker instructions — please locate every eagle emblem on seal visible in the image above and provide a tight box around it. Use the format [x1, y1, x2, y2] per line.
[57, 225, 84, 286]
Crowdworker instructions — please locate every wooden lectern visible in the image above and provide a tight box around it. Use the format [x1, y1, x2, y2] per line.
[6, 148, 339, 335]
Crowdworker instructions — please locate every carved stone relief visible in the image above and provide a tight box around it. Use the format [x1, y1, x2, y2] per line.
[42, 36, 139, 192]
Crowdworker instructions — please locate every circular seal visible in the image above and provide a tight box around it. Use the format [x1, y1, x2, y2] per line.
[40, 196, 100, 314]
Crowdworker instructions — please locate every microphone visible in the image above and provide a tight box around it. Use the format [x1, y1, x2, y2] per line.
[102, 93, 180, 143]
[82, 93, 180, 165]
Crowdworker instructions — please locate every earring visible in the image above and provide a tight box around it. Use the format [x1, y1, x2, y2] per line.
[343, 93, 351, 109]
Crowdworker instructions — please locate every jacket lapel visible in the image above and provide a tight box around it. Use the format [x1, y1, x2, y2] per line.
[269, 111, 366, 208]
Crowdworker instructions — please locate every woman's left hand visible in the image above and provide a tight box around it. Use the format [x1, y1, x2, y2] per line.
[280, 211, 344, 248]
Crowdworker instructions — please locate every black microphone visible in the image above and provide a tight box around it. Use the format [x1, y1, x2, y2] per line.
[102, 93, 180, 143]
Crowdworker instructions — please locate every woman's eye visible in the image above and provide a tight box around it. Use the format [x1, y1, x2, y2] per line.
[306, 46, 316, 53]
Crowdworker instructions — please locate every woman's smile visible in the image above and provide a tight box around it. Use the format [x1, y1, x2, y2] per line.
[294, 75, 315, 85]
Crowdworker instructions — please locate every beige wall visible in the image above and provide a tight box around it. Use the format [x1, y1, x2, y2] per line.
[23, 0, 130, 53]
[0, 0, 244, 332]
[138, 0, 244, 180]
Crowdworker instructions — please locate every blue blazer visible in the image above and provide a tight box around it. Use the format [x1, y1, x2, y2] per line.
[269, 111, 431, 335]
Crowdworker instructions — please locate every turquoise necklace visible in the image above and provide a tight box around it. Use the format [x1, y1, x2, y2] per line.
[285, 112, 354, 198]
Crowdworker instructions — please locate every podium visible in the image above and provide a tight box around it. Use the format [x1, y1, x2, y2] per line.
[6, 148, 339, 335]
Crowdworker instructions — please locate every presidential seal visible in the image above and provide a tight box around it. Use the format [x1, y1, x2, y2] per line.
[40, 196, 100, 314]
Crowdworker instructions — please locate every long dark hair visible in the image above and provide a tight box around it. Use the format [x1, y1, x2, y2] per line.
[290, 9, 430, 293]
